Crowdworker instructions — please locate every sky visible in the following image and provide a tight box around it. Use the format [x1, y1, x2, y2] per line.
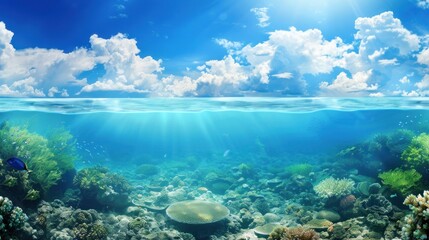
[0, 0, 429, 97]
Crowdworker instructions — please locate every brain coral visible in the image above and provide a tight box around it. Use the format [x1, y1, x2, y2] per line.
[166, 200, 229, 224]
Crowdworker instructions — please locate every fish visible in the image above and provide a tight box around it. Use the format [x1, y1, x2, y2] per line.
[6, 157, 32, 172]
[223, 149, 230, 157]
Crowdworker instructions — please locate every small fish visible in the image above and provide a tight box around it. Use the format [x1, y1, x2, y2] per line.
[223, 149, 230, 157]
[390, 193, 397, 198]
[6, 157, 32, 172]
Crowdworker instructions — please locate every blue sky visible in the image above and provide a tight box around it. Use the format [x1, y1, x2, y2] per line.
[0, 0, 429, 97]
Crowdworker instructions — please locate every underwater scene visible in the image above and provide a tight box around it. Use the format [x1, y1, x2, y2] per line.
[1, 98, 429, 240]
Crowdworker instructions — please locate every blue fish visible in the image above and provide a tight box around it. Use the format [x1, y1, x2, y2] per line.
[6, 157, 31, 172]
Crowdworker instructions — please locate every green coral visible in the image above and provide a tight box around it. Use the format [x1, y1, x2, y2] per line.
[285, 164, 313, 176]
[401, 133, 429, 167]
[378, 168, 421, 196]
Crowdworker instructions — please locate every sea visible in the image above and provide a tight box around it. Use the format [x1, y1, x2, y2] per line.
[0, 97, 428, 240]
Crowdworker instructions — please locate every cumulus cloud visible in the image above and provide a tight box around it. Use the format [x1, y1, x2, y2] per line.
[250, 7, 270, 28]
[345, 11, 420, 74]
[238, 27, 351, 93]
[78, 34, 163, 94]
[415, 74, 429, 89]
[160, 76, 197, 97]
[0, 22, 95, 97]
[0, 10, 428, 97]
[319, 70, 377, 95]
[418, 48, 429, 66]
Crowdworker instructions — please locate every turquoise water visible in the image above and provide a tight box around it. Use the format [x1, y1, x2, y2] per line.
[1, 98, 429, 239]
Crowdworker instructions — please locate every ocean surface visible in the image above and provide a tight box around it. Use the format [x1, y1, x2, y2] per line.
[1, 97, 428, 240]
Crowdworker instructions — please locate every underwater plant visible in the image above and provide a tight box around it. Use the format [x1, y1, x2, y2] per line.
[378, 168, 422, 196]
[402, 190, 429, 240]
[47, 128, 79, 172]
[313, 177, 355, 199]
[401, 133, 429, 167]
[0, 122, 78, 193]
[0, 123, 58, 191]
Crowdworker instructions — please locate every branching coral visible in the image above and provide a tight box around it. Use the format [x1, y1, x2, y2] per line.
[378, 168, 421, 196]
[313, 177, 354, 199]
[402, 190, 429, 239]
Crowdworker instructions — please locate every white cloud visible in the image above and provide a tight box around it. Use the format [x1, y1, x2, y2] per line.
[345, 12, 420, 73]
[272, 72, 293, 79]
[354, 11, 419, 56]
[48, 87, 69, 97]
[240, 27, 351, 87]
[417, 48, 429, 66]
[378, 58, 398, 65]
[415, 74, 429, 89]
[215, 38, 242, 50]
[78, 33, 163, 94]
[399, 76, 411, 84]
[0, 77, 45, 97]
[401, 90, 420, 97]
[320, 70, 377, 94]
[0, 21, 14, 61]
[250, 7, 270, 28]
[369, 92, 385, 97]
[215, 38, 243, 55]
[417, 0, 429, 9]
[196, 55, 247, 86]
[0, 22, 96, 97]
[160, 76, 197, 97]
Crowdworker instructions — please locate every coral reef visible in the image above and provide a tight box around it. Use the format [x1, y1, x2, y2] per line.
[73, 167, 131, 210]
[313, 177, 355, 199]
[402, 190, 429, 239]
[0, 196, 29, 239]
[268, 226, 320, 240]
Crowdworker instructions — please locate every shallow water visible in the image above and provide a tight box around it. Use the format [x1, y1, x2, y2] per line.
[0, 98, 428, 239]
